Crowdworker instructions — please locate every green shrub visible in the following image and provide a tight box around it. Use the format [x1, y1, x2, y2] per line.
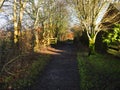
[102, 24, 120, 57]
[103, 24, 120, 46]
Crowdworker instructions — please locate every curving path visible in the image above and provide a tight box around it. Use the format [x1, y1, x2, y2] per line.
[29, 44, 80, 90]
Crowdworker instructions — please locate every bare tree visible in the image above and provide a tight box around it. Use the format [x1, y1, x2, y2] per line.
[0, 0, 5, 8]
[25, 0, 68, 49]
[25, 0, 50, 49]
[71, 0, 118, 54]
[49, 0, 69, 41]
[13, 0, 27, 47]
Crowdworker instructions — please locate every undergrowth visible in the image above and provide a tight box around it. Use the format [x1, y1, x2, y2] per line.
[0, 53, 50, 89]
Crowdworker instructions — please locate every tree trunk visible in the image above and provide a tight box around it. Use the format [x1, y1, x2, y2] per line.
[0, 0, 5, 8]
[86, 28, 100, 56]
[13, 0, 19, 47]
[13, 0, 26, 49]
[88, 37, 96, 55]
[33, 8, 41, 51]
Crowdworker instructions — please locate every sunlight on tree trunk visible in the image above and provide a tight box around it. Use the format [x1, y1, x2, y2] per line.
[13, 0, 27, 48]
[13, 0, 19, 45]
[70, 0, 117, 55]
[0, 0, 5, 9]
[86, 28, 100, 54]
[89, 37, 95, 54]
[34, 8, 41, 50]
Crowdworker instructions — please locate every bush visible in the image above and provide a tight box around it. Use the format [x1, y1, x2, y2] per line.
[102, 24, 120, 56]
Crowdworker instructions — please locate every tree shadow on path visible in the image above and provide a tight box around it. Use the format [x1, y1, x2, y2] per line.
[27, 43, 80, 90]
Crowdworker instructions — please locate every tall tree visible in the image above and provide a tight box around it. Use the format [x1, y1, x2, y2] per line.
[13, 0, 27, 47]
[26, 0, 68, 48]
[25, 0, 50, 49]
[71, 0, 117, 54]
[50, 0, 69, 41]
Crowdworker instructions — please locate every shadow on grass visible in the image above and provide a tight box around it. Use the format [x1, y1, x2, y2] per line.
[77, 53, 120, 90]
[0, 52, 50, 89]
[0, 42, 76, 90]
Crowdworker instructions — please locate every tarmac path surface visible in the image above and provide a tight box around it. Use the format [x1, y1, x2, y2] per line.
[29, 44, 80, 90]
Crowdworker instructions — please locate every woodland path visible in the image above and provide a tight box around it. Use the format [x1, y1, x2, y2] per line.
[28, 43, 80, 90]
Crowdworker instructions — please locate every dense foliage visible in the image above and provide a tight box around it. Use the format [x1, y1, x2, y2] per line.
[103, 24, 120, 46]
[102, 24, 120, 57]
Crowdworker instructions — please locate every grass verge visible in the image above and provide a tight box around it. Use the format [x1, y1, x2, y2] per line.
[77, 53, 120, 90]
[0, 53, 50, 89]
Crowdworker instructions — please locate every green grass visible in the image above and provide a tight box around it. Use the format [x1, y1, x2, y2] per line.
[2, 53, 50, 89]
[77, 53, 120, 90]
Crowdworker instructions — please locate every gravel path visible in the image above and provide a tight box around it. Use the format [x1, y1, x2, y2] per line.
[28, 44, 80, 90]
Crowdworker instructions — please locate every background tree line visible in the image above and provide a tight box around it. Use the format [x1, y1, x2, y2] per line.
[0, 0, 69, 77]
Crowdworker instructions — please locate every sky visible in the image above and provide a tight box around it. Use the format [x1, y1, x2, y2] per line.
[0, 14, 8, 29]
[0, 0, 80, 30]
[67, 6, 80, 27]
[95, 2, 110, 25]
[0, 0, 119, 30]
[0, 1, 13, 30]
